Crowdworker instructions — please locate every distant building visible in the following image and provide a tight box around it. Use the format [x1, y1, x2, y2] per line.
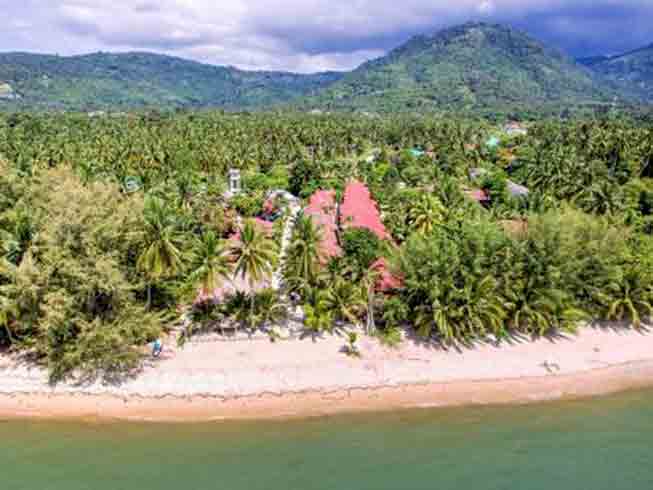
[486, 136, 501, 148]
[503, 122, 528, 137]
[0, 82, 19, 100]
[507, 181, 529, 198]
[227, 168, 242, 197]
[409, 148, 425, 158]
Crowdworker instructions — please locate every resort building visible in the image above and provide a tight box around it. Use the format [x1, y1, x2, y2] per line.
[340, 180, 390, 240]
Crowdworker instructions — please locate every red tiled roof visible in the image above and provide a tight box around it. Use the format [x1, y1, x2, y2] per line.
[371, 258, 403, 292]
[304, 189, 342, 259]
[340, 180, 390, 240]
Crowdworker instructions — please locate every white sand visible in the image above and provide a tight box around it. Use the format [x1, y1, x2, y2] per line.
[1, 325, 652, 421]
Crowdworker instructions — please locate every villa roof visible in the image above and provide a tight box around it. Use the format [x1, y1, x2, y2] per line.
[340, 180, 390, 240]
[507, 181, 529, 197]
[371, 258, 403, 292]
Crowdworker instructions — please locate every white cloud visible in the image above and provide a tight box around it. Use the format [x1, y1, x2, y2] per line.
[478, 1, 496, 14]
[2, 0, 652, 72]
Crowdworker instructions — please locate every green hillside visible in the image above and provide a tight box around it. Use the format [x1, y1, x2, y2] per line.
[0, 23, 645, 114]
[582, 44, 653, 102]
[303, 22, 618, 114]
[0, 51, 343, 110]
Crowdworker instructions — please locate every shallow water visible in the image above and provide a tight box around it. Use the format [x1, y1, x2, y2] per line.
[2, 390, 653, 490]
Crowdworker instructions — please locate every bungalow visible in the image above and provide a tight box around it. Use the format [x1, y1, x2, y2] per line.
[507, 181, 530, 198]
[341, 181, 402, 291]
[504, 122, 528, 137]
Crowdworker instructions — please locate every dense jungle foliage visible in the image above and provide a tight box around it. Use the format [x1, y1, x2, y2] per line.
[0, 111, 652, 380]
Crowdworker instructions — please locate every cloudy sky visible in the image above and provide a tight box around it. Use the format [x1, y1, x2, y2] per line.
[4, 1, 653, 73]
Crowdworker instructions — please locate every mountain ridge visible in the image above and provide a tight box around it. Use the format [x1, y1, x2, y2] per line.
[1, 22, 651, 113]
[300, 22, 620, 114]
[0, 50, 344, 110]
[581, 42, 653, 102]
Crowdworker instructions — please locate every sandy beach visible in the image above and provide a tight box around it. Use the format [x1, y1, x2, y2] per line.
[1, 325, 652, 422]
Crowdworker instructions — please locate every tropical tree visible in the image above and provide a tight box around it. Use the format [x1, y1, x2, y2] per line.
[0, 259, 19, 344]
[283, 213, 323, 291]
[408, 194, 445, 235]
[320, 277, 365, 328]
[137, 196, 184, 308]
[604, 271, 653, 328]
[189, 231, 231, 296]
[230, 220, 278, 318]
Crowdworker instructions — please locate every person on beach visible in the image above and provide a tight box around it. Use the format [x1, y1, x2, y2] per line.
[152, 338, 163, 358]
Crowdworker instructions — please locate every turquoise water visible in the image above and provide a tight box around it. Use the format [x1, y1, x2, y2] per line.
[2, 390, 653, 490]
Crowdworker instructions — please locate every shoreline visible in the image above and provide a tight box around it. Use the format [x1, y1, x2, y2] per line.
[1, 326, 652, 422]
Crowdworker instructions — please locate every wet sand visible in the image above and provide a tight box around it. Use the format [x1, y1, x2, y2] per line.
[1, 326, 652, 421]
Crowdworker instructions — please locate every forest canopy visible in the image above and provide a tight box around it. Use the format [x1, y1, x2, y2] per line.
[0, 111, 652, 380]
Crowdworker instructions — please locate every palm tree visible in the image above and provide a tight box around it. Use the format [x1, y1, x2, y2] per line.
[358, 267, 382, 335]
[251, 288, 288, 331]
[230, 220, 277, 317]
[604, 269, 653, 328]
[0, 260, 19, 344]
[283, 213, 323, 291]
[320, 277, 365, 328]
[414, 275, 508, 343]
[189, 231, 232, 296]
[408, 194, 445, 235]
[137, 196, 184, 308]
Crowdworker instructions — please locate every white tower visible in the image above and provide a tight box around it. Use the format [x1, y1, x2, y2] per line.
[228, 168, 242, 195]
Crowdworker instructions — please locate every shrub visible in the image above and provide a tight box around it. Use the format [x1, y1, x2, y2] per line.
[341, 228, 383, 273]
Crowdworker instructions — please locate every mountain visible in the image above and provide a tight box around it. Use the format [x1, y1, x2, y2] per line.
[581, 44, 653, 102]
[576, 56, 611, 68]
[301, 22, 619, 114]
[0, 51, 343, 110]
[0, 23, 639, 114]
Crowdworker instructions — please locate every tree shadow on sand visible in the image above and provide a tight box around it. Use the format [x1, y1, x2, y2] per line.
[401, 326, 534, 354]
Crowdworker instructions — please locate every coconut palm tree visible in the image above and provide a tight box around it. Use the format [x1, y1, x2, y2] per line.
[137, 196, 184, 308]
[189, 231, 232, 296]
[0, 261, 19, 344]
[230, 220, 278, 317]
[320, 277, 365, 328]
[604, 269, 653, 328]
[283, 213, 323, 291]
[408, 194, 445, 235]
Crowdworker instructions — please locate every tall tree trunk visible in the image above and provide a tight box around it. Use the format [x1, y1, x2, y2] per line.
[367, 288, 375, 335]
[250, 280, 255, 331]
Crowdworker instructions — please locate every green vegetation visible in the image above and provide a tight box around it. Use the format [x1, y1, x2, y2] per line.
[581, 44, 653, 102]
[0, 51, 342, 111]
[1, 23, 651, 115]
[299, 22, 629, 116]
[0, 111, 652, 380]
